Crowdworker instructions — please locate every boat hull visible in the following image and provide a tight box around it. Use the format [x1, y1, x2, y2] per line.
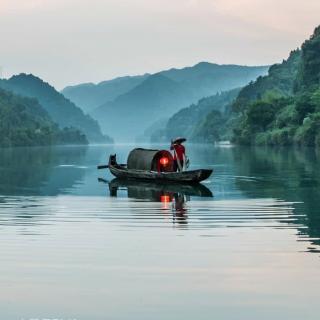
[108, 178, 213, 197]
[109, 164, 213, 184]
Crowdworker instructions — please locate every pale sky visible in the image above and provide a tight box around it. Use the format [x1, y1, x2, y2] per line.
[0, 0, 319, 89]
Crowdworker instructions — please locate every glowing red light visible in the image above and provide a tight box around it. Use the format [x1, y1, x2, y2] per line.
[159, 157, 169, 166]
[160, 195, 171, 203]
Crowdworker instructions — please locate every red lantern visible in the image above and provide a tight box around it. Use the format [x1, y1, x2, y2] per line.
[160, 195, 171, 203]
[159, 157, 169, 166]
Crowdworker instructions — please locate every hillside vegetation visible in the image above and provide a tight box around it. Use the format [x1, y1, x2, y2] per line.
[0, 74, 112, 143]
[0, 88, 87, 147]
[232, 26, 320, 147]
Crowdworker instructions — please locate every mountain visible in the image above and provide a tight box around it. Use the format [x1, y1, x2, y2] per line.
[62, 63, 268, 114]
[294, 26, 320, 92]
[91, 73, 190, 141]
[162, 88, 240, 142]
[0, 74, 112, 143]
[89, 63, 268, 141]
[160, 62, 268, 100]
[232, 49, 301, 112]
[231, 25, 320, 147]
[62, 75, 149, 113]
[0, 88, 88, 147]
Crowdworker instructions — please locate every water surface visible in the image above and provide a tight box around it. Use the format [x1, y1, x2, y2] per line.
[0, 144, 319, 320]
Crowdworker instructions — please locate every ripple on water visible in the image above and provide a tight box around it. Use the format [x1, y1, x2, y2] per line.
[0, 196, 303, 232]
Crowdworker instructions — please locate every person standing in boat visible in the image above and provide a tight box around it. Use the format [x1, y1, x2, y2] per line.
[170, 137, 186, 172]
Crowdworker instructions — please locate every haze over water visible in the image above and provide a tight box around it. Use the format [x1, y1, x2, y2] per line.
[0, 144, 320, 320]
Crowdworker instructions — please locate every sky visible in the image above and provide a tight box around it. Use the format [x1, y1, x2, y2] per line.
[0, 0, 319, 89]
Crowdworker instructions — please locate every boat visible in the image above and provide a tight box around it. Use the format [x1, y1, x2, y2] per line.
[99, 149, 213, 184]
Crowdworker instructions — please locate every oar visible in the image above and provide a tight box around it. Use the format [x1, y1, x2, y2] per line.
[97, 165, 109, 170]
[98, 177, 109, 183]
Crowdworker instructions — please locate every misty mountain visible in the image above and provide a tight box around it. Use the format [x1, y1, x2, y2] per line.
[89, 62, 268, 141]
[62, 75, 149, 113]
[160, 62, 268, 100]
[91, 73, 190, 141]
[166, 88, 241, 141]
[147, 88, 240, 143]
[0, 74, 112, 143]
[186, 50, 301, 145]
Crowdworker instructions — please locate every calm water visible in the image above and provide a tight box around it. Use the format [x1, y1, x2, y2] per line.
[0, 144, 320, 320]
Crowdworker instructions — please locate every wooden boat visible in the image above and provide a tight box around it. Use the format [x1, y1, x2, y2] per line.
[104, 152, 213, 184]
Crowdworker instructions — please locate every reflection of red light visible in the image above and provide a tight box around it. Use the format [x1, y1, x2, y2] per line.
[159, 157, 169, 166]
[161, 195, 171, 203]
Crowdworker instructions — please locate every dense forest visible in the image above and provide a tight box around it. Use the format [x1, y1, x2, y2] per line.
[0, 74, 112, 143]
[0, 88, 88, 147]
[231, 26, 320, 146]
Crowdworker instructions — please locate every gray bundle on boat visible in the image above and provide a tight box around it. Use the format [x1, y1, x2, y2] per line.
[127, 148, 174, 172]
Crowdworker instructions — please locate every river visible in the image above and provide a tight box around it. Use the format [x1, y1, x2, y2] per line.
[0, 144, 319, 320]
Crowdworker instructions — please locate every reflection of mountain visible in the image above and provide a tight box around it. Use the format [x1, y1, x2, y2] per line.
[232, 147, 320, 247]
[0, 146, 89, 196]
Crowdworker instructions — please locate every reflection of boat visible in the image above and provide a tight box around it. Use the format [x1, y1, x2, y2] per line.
[98, 178, 213, 226]
[106, 152, 213, 184]
[105, 178, 213, 200]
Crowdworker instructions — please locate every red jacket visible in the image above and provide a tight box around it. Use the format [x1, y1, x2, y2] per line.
[171, 144, 185, 161]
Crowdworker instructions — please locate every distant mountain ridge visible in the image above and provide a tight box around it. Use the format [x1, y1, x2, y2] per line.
[0, 74, 112, 143]
[160, 62, 268, 99]
[71, 62, 268, 141]
[91, 73, 190, 141]
[62, 74, 149, 113]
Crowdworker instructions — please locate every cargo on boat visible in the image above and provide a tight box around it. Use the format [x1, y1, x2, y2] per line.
[127, 148, 174, 172]
[98, 148, 213, 184]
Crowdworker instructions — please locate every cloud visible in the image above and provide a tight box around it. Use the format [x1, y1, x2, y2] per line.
[0, 0, 319, 88]
[0, 0, 49, 13]
[212, 0, 320, 34]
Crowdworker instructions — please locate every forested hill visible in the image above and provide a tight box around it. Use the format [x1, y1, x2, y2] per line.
[0, 74, 112, 143]
[88, 63, 268, 142]
[0, 88, 88, 147]
[233, 49, 301, 110]
[231, 25, 320, 147]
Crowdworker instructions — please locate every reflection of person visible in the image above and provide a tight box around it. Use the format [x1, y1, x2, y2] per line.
[172, 193, 187, 225]
[170, 138, 186, 172]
